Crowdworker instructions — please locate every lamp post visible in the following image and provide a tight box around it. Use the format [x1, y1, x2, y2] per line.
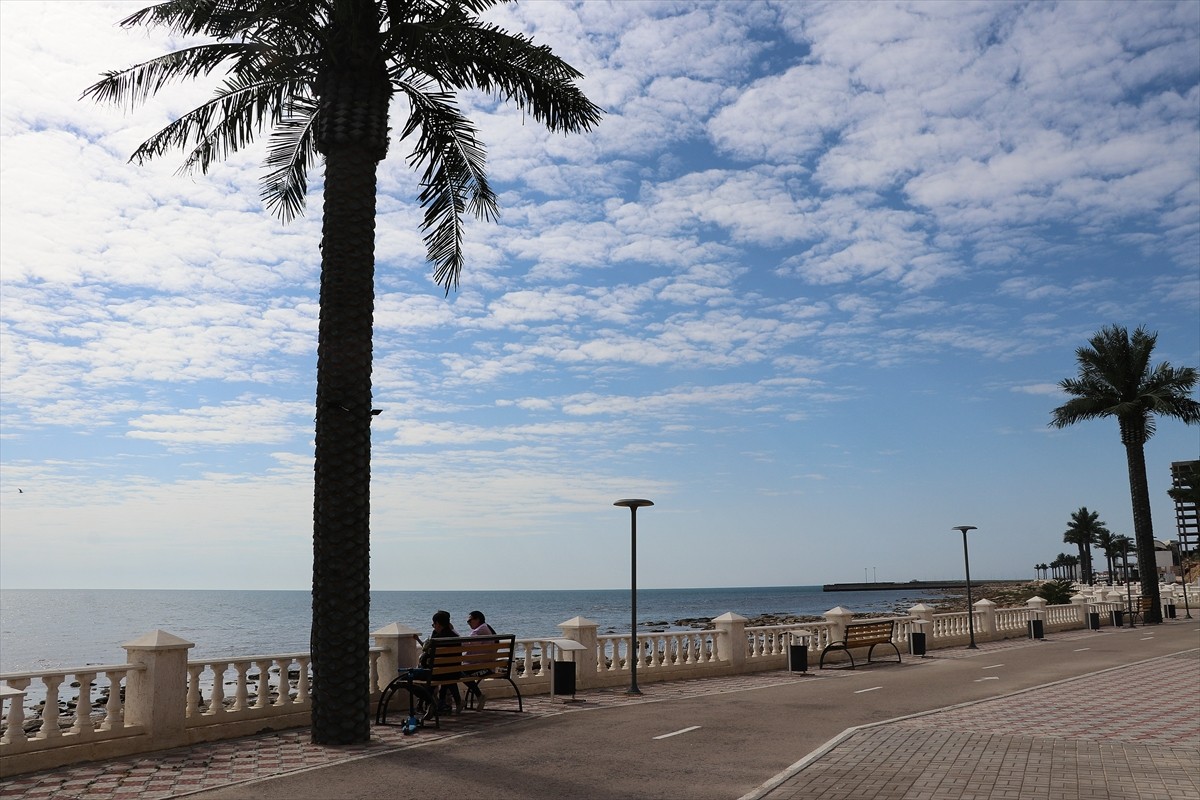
[614, 499, 653, 695]
[952, 526, 979, 649]
[1177, 532, 1192, 619]
[1121, 539, 1135, 628]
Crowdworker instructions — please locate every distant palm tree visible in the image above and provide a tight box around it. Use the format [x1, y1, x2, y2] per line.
[1050, 325, 1200, 623]
[1113, 535, 1135, 583]
[1064, 507, 1108, 585]
[84, 0, 601, 744]
[1094, 528, 1119, 585]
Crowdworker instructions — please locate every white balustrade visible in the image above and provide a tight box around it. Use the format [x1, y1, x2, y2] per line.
[3, 593, 1126, 777]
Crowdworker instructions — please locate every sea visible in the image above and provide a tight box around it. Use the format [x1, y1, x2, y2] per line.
[0, 586, 947, 675]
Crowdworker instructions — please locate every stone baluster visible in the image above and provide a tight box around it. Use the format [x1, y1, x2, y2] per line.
[557, 617, 599, 688]
[231, 662, 250, 711]
[71, 671, 96, 737]
[39, 675, 64, 740]
[1, 680, 30, 745]
[253, 660, 271, 708]
[100, 669, 127, 731]
[295, 657, 311, 705]
[122, 630, 194, 750]
[186, 664, 205, 718]
[712, 612, 748, 670]
[208, 664, 228, 715]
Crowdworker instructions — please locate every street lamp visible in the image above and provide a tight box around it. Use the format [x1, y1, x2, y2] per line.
[614, 499, 653, 695]
[1121, 539, 1135, 628]
[1177, 532, 1193, 619]
[951, 526, 979, 649]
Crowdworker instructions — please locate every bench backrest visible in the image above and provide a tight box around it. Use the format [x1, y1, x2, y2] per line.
[426, 634, 516, 680]
[842, 620, 895, 646]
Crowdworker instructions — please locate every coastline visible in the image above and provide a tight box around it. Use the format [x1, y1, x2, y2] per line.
[722, 581, 1038, 629]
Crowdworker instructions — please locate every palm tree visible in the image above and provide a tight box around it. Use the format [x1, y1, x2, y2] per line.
[1063, 507, 1108, 585]
[1094, 528, 1119, 585]
[83, 0, 601, 744]
[1050, 325, 1200, 623]
[1038, 562, 1049, 580]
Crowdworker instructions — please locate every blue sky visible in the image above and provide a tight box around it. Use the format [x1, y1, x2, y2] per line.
[1, 0, 1197, 592]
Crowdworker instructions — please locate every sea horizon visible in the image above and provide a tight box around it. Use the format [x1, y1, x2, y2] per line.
[0, 583, 977, 674]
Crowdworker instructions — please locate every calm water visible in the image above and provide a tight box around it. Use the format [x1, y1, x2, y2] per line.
[0, 586, 941, 673]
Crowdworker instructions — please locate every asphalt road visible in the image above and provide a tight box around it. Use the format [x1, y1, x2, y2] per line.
[185, 622, 1200, 800]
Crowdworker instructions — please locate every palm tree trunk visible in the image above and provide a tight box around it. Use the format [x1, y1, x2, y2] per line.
[1123, 436, 1163, 623]
[310, 141, 377, 745]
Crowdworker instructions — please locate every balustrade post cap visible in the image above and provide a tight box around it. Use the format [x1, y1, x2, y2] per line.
[973, 598, 997, 608]
[558, 615, 599, 629]
[121, 630, 194, 650]
[907, 602, 934, 612]
[824, 606, 854, 616]
[711, 612, 748, 623]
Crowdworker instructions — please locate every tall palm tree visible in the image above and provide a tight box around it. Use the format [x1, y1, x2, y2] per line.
[1050, 325, 1200, 623]
[83, 0, 601, 744]
[1063, 507, 1108, 585]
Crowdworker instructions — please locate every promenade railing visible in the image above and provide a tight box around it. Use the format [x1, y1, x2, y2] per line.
[3, 581, 1191, 777]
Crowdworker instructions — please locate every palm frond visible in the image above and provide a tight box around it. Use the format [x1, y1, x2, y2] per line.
[80, 43, 264, 108]
[261, 96, 320, 221]
[396, 78, 498, 291]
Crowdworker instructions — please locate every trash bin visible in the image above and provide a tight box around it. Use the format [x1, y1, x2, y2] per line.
[787, 631, 809, 672]
[1029, 619, 1044, 639]
[1088, 612, 1100, 630]
[1111, 609, 1124, 627]
[551, 659, 576, 696]
[909, 631, 926, 657]
[1167, 604, 1177, 619]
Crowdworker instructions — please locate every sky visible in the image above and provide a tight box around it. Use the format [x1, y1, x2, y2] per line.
[1, 0, 1197, 593]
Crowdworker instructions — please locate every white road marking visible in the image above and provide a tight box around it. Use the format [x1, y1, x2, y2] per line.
[654, 726, 701, 740]
[854, 686, 882, 694]
[1074, 648, 1090, 652]
[981, 664, 1004, 669]
[974, 676, 1000, 682]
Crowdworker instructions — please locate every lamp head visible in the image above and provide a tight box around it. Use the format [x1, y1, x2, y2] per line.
[951, 525, 978, 534]
[615, 499, 654, 509]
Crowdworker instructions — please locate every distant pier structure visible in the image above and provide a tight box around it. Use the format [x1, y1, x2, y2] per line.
[822, 580, 1016, 592]
[1172, 460, 1198, 562]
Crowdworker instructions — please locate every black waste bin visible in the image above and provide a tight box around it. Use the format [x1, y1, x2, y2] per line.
[551, 659, 576, 697]
[1088, 611, 1100, 630]
[1167, 604, 1177, 619]
[909, 631, 926, 657]
[788, 643, 808, 672]
[1112, 609, 1124, 627]
[1029, 619, 1044, 639]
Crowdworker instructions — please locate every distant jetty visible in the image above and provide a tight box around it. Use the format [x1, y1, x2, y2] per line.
[823, 580, 1019, 592]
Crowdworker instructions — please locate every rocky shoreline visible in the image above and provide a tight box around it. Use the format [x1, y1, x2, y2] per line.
[661, 581, 1040, 630]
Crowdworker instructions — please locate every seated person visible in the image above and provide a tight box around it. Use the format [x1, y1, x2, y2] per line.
[419, 609, 464, 714]
[463, 610, 496, 709]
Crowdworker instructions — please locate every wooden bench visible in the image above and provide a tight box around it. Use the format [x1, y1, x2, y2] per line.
[819, 620, 902, 669]
[1128, 596, 1155, 624]
[375, 634, 523, 728]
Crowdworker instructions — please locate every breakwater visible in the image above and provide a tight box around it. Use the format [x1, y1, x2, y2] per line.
[823, 580, 1022, 592]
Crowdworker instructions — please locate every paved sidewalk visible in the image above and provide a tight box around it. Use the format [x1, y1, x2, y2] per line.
[2, 625, 1197, 800]
[743, 649, 1199, 800]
